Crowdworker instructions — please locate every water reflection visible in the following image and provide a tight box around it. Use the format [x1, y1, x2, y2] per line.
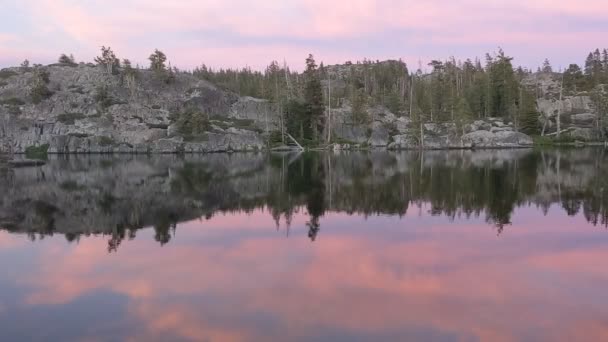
[1, 149, 607, 249]
[0, 149, 608, 341]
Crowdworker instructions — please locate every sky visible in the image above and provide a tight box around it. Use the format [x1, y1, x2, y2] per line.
[0, 0, 607, 71]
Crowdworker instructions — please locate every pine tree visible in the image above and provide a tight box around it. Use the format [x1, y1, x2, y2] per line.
[58, 53, 76, 66]
[454, 97, 473, 135]
[487, 49, 518, 121]
[148, 49, 167, 72]
[121, 59, 138, 95]
[303, 54, 324, 142]
[542, 58, 553, 73]
[563, 64, 584, 92]
[351, 88, 369, 124]
[94, 46, 119, 74]
[518, 88, 539, 135]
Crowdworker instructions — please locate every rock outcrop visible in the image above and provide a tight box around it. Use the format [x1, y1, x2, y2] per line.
[0, 64, 536, 153]
[524, 72, 606, 140]
[0, 64, 274, 153]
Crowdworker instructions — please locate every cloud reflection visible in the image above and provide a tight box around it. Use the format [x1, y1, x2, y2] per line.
[3, 206, 607, 341]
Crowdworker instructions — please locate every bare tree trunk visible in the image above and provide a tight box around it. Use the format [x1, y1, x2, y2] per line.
[327, 75, 332, 143]
[286, 133, 305, 151]
[556, 73, 564, 138]
[275, 72, 284, 144]
[283, 59, 291, 100]
[420, 121, 424, 149]
[409, 76, 414, 117]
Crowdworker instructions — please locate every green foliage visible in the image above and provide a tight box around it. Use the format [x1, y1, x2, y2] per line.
[94, 85, 118, 109]
[25, 144, 49, 160]
[533, 135, 576, 145]
[174, 109, 210, 138]
[268, 130, 284, 146]
[98, 136, 115, 146]
[7, 105, 21, 116]
[30, 67, 52, 104]
[30, 84, 53, 104]
[121, 59, 139, 91]
[94, 46, 120, 74]
[59, 180, 85, 192]
[303, 54, 325, 141]
[518, 89, 540, 135]
[284, 99, 310, 140]
[0, 69, 17, 79]
[1, 98, 24, 115]
[563, 64, 585, 92]
[149, 49, 167, 72]
[57, 113, 86, 124]
[486, 49, 519, 120]
[454, 97, 473, 134]
[591, 87, 608, 139]
[58, 54, 77, 66]
[68, 133, 90, 138]
[351, 88, 369, 124]
[0, 97, 25, 106]
[386, 92, 405, 115]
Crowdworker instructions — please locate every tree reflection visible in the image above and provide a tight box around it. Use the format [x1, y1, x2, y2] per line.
[2, 148, 608, 251]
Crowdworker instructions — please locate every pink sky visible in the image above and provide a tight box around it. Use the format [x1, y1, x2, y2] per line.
[1, 0, 607, 70]
[3, 206, 608, 340]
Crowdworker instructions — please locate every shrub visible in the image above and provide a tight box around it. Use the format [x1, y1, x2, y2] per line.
[232, 118, 255, 128]
[57, 113, 86, 124]
[0, 97, 25, 106]
[7, 106, 21, 116]
[68, 133, 90, 138]
[0, 69, 17, 79]
[59, 180, 85, 192]
[30, 84, 54, 104]
[146, 123, 168, 129]
[268, 130, 284, 146]
[98, 136, 115, 146]
[25, 144, 49, 160]
[175, 109, 210, 136]
[58, 54, 77, 66]
[30, 67, 53, 104]
[94, 85, 119, 109]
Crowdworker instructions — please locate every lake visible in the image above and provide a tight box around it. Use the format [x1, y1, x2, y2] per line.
[1, 148, 608, 341]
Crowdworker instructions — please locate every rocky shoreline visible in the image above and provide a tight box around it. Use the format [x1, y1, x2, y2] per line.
[1, 64, 603, 154]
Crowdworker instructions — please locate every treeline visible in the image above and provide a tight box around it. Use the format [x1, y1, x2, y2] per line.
[563, 48, 608, 92]
[35, 46, 608, 144]
[190, 48, 608, 142]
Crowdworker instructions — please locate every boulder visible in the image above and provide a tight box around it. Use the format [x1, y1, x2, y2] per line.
[368, 122, 389, 147]
[333, 124, 368, 144]
[571, 113, 596, 127]
[490, 126, 513, 133]
[388, 134, 416, 149]
[462, 130, 532, 148]
[470, 120, 492, 131]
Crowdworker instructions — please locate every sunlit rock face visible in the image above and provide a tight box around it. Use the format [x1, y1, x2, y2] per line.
[0, 64, 539, 154]
[0, 65, 271, 153]
[523, 72, 605, 140]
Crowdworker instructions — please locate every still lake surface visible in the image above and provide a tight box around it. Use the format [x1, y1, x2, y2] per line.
[1, 148, 608, 341]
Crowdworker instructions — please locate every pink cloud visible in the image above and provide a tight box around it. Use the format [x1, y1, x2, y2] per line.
[7, 206, 608, 341]
[5, 0, 606, 69]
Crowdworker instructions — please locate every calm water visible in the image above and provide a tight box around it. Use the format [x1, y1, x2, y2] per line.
[1, 149, 608, 341]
